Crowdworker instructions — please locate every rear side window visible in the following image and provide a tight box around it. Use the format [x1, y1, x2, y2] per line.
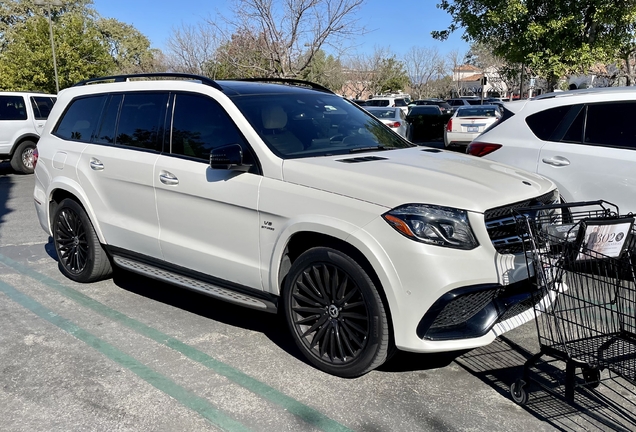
[54, 95, 107, 142]
[585, 102, 636, 148]
[30, 96, 56, 120]
[115, 92, 168, 151]
[394, 99, 408, 107]
[525, 105, 572, 140]
[0, 96, 27, 120]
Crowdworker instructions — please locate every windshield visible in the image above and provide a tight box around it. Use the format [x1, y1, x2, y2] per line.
[231, 93, 413, 158]
[366, 108, 398, 119]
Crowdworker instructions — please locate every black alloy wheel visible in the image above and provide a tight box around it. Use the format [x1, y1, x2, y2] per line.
[284, 247, 389, 377]
[53, 199, 112, 283]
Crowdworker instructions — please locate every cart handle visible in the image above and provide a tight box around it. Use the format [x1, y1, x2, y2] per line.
[514, 200, 619, 215]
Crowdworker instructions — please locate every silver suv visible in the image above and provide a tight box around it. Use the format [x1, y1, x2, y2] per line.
[0, 92, 56, 173]
[33, 73, 557, 377]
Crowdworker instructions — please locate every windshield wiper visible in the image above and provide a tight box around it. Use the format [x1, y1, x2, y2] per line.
[349, 146, 387, 154]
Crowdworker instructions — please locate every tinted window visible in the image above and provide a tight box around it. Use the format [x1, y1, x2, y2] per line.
[30, 96, 56, 120]
[408, 106, 441, 115]
[116, 92, 168, 150]
[394, 99, 408, 107]
[585, 102, 636, 148]
[525, 105, 572, 140]
[54, 95, 107, 142]
[561, 106, 585, 143]
[94, 94, 123, 144]
[0, 96, 27, 120]
[171, 93, 249, 161]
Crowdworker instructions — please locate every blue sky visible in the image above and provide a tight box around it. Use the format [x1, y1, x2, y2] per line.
[91, 0, 470, 58]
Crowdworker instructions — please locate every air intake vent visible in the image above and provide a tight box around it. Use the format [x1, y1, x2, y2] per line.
[337, 156, 388, 163]
[421, 148, 442, 153]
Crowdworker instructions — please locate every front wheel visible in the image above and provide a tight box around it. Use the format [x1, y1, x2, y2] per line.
[283, 247, 389, 378]
[53, 199, 113, 283]
[10, 140, 36, 174]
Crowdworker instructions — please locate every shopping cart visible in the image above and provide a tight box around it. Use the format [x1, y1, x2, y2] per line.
[509, 200, 636, 405]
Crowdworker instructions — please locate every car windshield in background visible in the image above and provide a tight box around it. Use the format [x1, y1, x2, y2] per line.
[457, 106, 500, 117]
[231, 93, 413, 158]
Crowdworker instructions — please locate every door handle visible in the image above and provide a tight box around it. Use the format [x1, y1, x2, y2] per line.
[89, 158, 104, 171]
[159, 171, 179, 185]
[541, 157, 570, 167]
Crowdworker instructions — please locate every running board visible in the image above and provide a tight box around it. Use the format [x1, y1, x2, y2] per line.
[112, 255, 277, 313]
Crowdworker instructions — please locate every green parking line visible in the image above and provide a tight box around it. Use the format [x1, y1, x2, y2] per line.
[0, 253, 353, 432]
[0, 279, 251, 432]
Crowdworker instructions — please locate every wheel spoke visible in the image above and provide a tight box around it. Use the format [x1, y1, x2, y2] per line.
[291, 260, 371, 366]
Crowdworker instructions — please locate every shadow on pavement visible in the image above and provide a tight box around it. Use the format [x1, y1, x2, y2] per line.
[455, 336, 636, 431]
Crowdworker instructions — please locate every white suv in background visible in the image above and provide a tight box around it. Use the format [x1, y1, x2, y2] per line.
[0, 92, 56, 173]
[468, 87, 636, 214]
[34, 73, 557, 377]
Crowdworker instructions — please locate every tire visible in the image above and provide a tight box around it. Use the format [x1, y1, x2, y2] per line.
[283, 247, 389, 378]
[10, 140, 37, 174]
[53, 198, 113, 283]
[510, 379, 528, 405]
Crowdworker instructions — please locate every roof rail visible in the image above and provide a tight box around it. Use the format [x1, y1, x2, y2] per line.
[73, 73, 223, 91]
[235, 78, 333, 94]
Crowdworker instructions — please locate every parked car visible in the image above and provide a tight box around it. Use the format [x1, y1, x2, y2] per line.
[409, 99, 453, 115]
[467, 87, 636, 214]
[365, 107, 409, 138]
[444, 105, 501, 149]
[0, 91, 56, 173]
[366, 96, 411, 113]
[405, 105, 450, 143]
[350, 99, 368, 106]
[34, 73, 558, 378]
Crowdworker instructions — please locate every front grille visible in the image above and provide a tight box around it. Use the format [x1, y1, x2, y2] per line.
[430, 288, 501, 329]
[485, 191, 558, 254]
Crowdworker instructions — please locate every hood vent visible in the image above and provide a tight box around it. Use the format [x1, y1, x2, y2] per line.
[421, 148, 442, 153]
[337, 156, 388, 163]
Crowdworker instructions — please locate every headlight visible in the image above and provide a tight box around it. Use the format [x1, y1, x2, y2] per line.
[382, 204, 478, 250]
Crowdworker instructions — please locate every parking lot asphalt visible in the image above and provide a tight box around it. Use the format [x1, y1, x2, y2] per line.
[1, 161, 636, 431]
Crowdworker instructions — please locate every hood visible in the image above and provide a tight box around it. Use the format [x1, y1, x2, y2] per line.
[282, 147, 555, 213]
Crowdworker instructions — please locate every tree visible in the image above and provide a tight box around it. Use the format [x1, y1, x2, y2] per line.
[210, 29, 273, 78]
[403, 46, 447, 99]
[165, 22, 219, 75]
[0, 13, 113, 92]
[0, 0, 161, 92]
[299, 49, 345, 91]
[434, 0, 636, 90]
[96, 18, 161, 73]
[213, 0, 366, 78]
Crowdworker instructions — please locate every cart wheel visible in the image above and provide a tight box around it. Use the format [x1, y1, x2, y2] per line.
[583, 368, 601, 389]
[510, 380, 529, 405]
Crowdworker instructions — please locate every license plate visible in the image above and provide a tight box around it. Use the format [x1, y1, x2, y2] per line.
[467, 126, 479, 133]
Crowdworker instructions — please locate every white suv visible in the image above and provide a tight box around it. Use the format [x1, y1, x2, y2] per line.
[0, 92, 56, 173]
[34, 73, 557, 377]
[468, 87, 636, 214]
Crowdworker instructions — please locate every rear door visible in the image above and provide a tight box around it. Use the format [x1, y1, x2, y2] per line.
[72, 92, 167, 258]
[537, 101, 636, 213]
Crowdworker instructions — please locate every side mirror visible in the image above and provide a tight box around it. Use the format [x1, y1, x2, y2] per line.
[210, 144, 251, 172]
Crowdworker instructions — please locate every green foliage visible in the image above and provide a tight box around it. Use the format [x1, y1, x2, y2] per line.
[0, 0, 160, 92]
[435, 0, 636, 89]
[299, 50, 345, 92]
[374, 56, 409, 93]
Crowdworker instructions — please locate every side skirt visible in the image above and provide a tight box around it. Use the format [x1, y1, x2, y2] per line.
[110, 253, 278, 314]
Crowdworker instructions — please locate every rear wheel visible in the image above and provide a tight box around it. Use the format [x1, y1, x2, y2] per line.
[10, 140, 36, 174]
[283, 247, 389, 377]
[53, 198, 112, 282]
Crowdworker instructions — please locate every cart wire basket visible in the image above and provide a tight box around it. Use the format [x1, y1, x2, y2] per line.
[509, 200, 636, 405]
